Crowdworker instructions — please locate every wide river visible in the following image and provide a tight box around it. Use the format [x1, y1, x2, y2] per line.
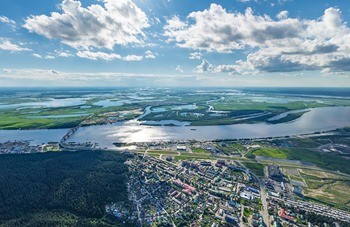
[0, 106, 349, 147]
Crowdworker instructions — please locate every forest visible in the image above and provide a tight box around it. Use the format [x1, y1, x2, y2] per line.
[0, 150, 134, 226]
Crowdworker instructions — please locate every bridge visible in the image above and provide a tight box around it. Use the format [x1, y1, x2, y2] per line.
[59, 115, 94, 150]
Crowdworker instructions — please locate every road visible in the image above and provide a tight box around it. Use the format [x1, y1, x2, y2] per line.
[238, 161, 269, 226]
[259, 166, 269, 226]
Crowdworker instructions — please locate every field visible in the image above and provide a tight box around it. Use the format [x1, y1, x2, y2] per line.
[191, 147, 209, 153]
[245, 135, 350, 175]
[268, 111, 308, 124]
[299, 169, 350, 211]
[249, 147, 288, 159]
[242, 162, 265, 176]
[211, 100, 327, 112]
[1, 88, 350, 129]
[0, 103, 142, 130]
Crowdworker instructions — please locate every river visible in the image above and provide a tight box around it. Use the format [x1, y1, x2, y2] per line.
[0, 106, 349, 147]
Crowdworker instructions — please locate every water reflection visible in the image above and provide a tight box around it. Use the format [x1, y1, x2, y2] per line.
[0, 129, 67, 144]
[67, 106, 350, 147]
[0, 98, 86, 109]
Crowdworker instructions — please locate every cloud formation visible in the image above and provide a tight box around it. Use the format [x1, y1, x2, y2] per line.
[77, 50, 121, 61]
[276, 10, 288, 20]
[189, 52, 203, 60]
[76, 50, 145, 61]
[55, 50, 73, 57]
[32, 53, 42, 58]
[0, 16, 16, 25]
[123, 54, 143, 61]
[175, 65, 184, 73]
[23, 0, 149, 50]
[0, 38, 30, 52]
[196, 59, 213, 73]
[165, 4, 350, 73]
[145, 50, 156, 59]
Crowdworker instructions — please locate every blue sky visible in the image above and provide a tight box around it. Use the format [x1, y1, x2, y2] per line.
[0, 0, 350, 87]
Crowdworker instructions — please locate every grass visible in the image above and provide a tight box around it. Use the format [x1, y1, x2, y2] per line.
[268, 111, 308, 124]
[225, 142, 245, 152]
[284, 148, 350, 175]
[218, 142, 245, 155]
[289, 175, 304, 182]
[250, 147, 288, 159]
[300, 170, 350, 211]
[212, 100, 328, 112]
[141, 99, 333, 126]
[174, 153, 213, 161]
[242, 162, 264, 176]
[246, 142, 350, 175]
[243, 207, 253, 218]
[0, 103, 143, 130]
[192, 148, 209, 153]
[147, 150, 179, 155]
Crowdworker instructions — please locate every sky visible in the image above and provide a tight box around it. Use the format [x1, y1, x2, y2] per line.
[0, 0, 350, 87]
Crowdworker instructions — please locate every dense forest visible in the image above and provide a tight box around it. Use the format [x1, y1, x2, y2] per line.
[0, 150, 134, 226]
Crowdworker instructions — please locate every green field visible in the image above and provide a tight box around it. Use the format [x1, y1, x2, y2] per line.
[242, 162, 265, 176]
[192, 148, 209, 153]
[300, 170, 350, 211]
[147, 150, 179, 155]
[245, 141, 350, 175]
[2, 89, 350, 129]
[268, 111, 308, 124]
[249, 147, 288, 159]
[0, 104, 142, 130]
[212, 100, 328, 112]
[174, 153, 213, 161]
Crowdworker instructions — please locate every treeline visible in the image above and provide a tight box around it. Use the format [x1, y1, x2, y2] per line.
[0, 150, 133, 226]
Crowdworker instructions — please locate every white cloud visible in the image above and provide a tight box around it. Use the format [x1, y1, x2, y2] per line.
[76, 50, 145, 61]
[0, 68, 202, 85]
[32, 53, 42, 58]
[123, 55, 143, 61]
[0, 38, 30, 52]
[45, 55, 55, 59]
[164, 15, 187, 32]
[32, 54, 55, 60]
[0, 16, 16, 25]
[55, 50, 73, 57]
[145, 50, 156, 59]
[2, 68, 349, 87]
[165, 5, 350, 73]
[164, 5, 302, 53]
[77, 50, 121, 61]
[195, 59, 213, 73]
[189, 52, 202, 60]
[23, 0, 149, 50]
[175, 65, 184, 73]
[276, 10, 288, 20]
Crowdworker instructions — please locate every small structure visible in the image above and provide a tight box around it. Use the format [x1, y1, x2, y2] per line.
[200, 161, 212, 166]
[177, 145, 187, 151]
[268, 164, 284, 182]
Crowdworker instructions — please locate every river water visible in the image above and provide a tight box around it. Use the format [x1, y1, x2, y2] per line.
[67, 106, 350, 146]
[0, 106, 349, 147]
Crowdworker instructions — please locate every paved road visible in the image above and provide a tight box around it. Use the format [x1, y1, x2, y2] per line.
[259, 166, 269, 226]
[238, 161, 269, 226]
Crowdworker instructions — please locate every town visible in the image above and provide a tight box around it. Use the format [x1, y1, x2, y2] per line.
[3, 134, 350, 226]
[0, 141, 59, 154]
[119, 153, 350, 226]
